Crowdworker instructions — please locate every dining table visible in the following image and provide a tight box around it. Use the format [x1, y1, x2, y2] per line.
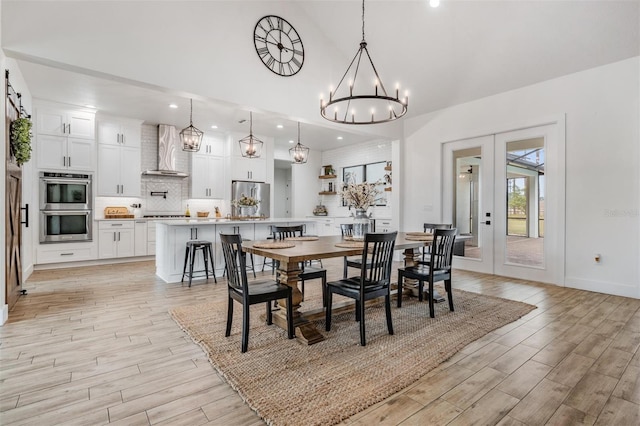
[242, 232, 434, 345]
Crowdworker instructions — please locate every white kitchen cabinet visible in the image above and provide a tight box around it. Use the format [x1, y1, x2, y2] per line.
[36, 134, 95, 171]
[134, 220, 148, 256]
[36, 107, 95, 139]
[374, 219, 394, 233]
[97, 116, 142, 147]
[35, 103, 96, 172]
[98, 221, 135, 259]
[315, 218, 338, 236]
[214, 224, 255, 273]
[97, 144, 141, 196]
[190, 155, 224, 199]
[231, 156, 267, 182]
[36, 241, 97, 264]
[169, 225, 218, 276]
[147, 221, 156, 255]
[200, 135, 225, 156]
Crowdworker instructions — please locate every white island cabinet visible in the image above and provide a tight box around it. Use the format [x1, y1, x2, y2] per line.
[155, 219, 318, 283]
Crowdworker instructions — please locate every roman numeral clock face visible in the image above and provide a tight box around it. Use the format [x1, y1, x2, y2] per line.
[254, 15, 304, 76]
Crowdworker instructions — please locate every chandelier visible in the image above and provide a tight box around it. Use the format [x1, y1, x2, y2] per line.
[290, 122, 310, 164]
[239, 112, 264, 158]
[320, 0, 408, 125]
[180, 99, 204, 152]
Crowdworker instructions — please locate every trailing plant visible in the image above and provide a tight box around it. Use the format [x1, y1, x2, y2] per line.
[10, 117, 33, 166]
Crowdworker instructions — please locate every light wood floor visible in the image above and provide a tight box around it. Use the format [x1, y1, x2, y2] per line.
[1, 259, 639, 425]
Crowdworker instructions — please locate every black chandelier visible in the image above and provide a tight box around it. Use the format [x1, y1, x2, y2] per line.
[290, 122, 310, 164]
[239, 112, 264, 158]
[180, 99, 204, 152]
[320, 0, 408, 125]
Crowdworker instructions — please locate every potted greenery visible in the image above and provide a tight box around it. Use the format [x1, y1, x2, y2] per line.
[10, 117, 33, 166]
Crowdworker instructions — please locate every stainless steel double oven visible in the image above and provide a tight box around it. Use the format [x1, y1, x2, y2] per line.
[39, 172, 93, 243]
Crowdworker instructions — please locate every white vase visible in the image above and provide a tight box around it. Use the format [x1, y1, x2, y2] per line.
[352, 208, 371, 240]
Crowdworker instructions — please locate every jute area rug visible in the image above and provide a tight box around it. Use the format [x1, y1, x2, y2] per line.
[170, 284, 535, 426]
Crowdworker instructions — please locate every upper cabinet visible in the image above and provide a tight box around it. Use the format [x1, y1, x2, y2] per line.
[190, 135, 225, 199]
[97, 116, 141, 147]
[35, 103, 96, 172]
[36, 107, 95, 139]
[96, 115, 143, 197]
[230, 137, 268, 182]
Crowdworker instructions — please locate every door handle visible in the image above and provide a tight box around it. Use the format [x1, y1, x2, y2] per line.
[21, 204, 29, 227]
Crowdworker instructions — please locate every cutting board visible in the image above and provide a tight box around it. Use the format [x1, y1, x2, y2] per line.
[104, 206, 134, 219]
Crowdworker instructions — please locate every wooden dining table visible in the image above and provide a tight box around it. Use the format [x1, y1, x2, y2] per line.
[243, 232, 433, 345]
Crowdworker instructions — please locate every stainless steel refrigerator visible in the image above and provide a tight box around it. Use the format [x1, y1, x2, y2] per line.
[231, 181, 270, 218]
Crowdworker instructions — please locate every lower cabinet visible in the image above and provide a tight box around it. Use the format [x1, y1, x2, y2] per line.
[374, 219, 394, 233]
[36, 241, 97, 264]
[147, 222, 156, 255]
[98, 221, 135, 259]
[134, 220, 148, 256]
[215, 224, 255, 274]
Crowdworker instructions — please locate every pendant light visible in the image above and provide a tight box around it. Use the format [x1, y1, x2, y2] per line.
[180, 99, 204, 152]
[320, 0, 408, 125]
[290, 122, 310, 164]
[239, 112, 264, 158]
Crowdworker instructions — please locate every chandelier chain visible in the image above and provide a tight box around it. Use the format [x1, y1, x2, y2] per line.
[361, 0, 365, 42]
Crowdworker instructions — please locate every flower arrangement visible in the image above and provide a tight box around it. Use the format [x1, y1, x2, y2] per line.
[232, 194, 259, 207]
[340, 181, 381, 210]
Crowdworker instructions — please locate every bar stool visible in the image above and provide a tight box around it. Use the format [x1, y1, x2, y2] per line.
[181, 240, 217, 287]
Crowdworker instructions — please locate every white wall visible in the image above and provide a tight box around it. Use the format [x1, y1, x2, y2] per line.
[321, 139, 393, 219]
[403, 57, 639, 299]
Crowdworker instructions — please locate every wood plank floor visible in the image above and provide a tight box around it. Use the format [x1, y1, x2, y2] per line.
[1, 259, 638, 425]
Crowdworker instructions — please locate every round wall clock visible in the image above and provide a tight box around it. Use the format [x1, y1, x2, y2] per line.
[254, 15, 304, 76]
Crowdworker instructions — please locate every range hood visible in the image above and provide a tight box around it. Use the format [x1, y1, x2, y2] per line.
[142, 124, 188, 178]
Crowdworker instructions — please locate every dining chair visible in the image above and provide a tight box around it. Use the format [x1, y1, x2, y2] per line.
[340, 223, 370, 278]
[397, 228, 457, 318]
[220, 233, 294, 353]
[272, 225, 327, 304]
[326, 231, 397, 346]
[419, 223, 453, 264]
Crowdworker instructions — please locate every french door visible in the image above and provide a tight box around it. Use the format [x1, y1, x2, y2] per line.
[443, 122, 565, 285]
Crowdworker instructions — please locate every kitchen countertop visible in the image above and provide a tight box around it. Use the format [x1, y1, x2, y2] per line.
[153, 217, 318, 226]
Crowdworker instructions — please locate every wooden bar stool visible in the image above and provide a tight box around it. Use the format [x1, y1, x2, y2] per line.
[181, 240, 217, 287]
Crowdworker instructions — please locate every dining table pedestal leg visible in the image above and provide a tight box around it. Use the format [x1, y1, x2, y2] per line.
[272, 260, 325, 345]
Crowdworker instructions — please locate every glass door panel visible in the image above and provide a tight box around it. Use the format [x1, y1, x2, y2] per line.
[443, 135, 494, 274]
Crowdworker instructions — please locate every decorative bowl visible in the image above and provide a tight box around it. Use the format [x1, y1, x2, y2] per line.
[196, 211, 209, 218]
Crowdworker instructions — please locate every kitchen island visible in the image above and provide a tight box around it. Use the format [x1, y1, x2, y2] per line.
[155, 218, 319, 283]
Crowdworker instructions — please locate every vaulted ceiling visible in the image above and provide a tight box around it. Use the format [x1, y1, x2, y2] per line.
[2, 0, 638, 151]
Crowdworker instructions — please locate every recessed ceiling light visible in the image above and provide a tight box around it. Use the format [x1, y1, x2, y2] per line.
[277, 124, 284, 129]
[289, 140, 294, 144]
[169, 104, 178, 109]
[337, 136, 343, 140]
[211, 125, 218, 129]
[429, 0, 440, 7]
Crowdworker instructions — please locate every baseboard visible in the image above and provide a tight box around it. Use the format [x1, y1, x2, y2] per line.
[23, 264, 34, 282]
[33, 256, 155, 271]
[565, 276, 640, 299]
[1, 304, 8, 326]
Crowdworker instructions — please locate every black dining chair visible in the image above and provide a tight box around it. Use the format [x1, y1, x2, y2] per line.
[419, 223, 453, 264]
[397, 228, 457, 318]
[326, 231, 397, 346]
[271, 225, 327, 304]
[220, 234, 294, 353]
[340, 223, 372, 279]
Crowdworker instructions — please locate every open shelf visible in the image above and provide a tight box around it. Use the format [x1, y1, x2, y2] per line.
[319, 174, 337, 179]
[318, 191, 337, 195]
